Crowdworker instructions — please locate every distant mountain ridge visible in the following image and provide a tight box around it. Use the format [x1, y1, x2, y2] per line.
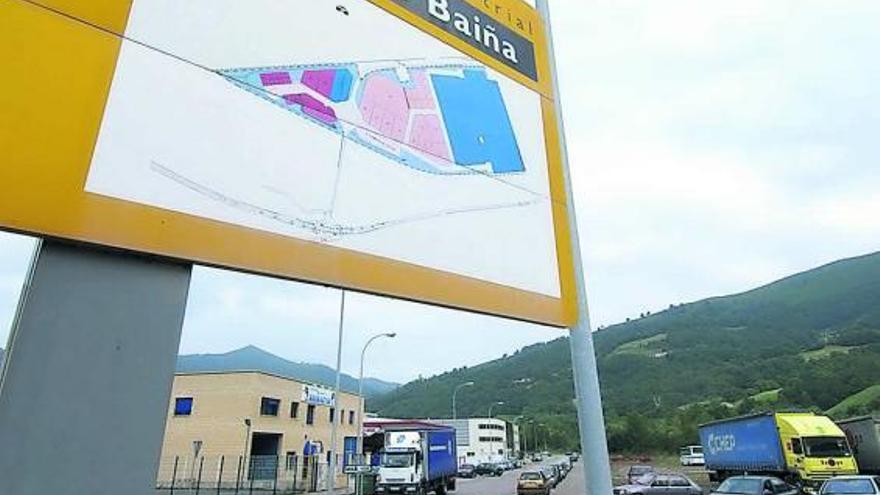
[371, 251, 880, 451]
[176, 345, 399, 398]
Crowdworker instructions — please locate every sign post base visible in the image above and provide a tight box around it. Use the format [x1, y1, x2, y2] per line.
[0, 240, 192, 495]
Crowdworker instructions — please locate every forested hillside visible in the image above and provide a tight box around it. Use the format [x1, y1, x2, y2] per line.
[370, 252, 880, 452]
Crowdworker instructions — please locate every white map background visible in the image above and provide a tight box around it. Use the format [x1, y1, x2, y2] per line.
[86, 0, 561, 297]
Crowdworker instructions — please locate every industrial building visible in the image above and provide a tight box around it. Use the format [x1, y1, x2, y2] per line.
[433, 418, 520, 465]
[156, 370, 362, 489]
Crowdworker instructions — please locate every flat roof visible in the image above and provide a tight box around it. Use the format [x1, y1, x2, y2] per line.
[174, 369, 361, 397]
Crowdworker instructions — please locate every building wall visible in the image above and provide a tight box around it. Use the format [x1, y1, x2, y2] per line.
[157, 371, 362, 483]
[434, 418, 510, 465]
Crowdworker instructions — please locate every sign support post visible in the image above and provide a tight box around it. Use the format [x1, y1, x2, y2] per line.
[0, 240, 192, 495]
[535, 1, 615, 494]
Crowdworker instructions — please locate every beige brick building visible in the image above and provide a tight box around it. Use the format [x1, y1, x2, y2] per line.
[156, 371, 362, 489]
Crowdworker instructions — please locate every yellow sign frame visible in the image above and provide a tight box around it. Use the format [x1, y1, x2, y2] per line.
[0, 0, 577, 327]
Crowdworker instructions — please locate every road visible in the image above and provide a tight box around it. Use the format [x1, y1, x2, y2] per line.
[455, 460, 584, 495]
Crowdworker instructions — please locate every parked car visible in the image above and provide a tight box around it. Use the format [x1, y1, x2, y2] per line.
[518, 470, 553, 495]
[554, 461, 569, 479]
[614, 473, 702, 495]
[475, 462, 504, 477]
[551, 463, 566, 482]
[533, 455, 544, 462]
[457, 464, 476, 478]
[680, 445, 705, 466]
[710, 476, 798, 495]
[568, 452, 580, 462]
[820, 476, 880, 495]
[539, 466, 558, 488]
[627, 465, 656, 484]
[499, 460, 514, 471]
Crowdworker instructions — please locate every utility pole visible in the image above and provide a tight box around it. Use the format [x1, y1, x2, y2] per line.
[536, 0, 614, 493]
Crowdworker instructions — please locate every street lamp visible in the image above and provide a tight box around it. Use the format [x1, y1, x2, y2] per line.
[355, 332, 395, 495]
[451, 381, 474, 420]
[357, 331, 396, 458]
[488, 401, 504, 418]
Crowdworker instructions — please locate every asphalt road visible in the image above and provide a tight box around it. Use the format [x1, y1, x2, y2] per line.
[455, 460, 584, 495]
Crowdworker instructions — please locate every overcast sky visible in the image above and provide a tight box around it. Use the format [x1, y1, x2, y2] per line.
[1, 0, 878, 383]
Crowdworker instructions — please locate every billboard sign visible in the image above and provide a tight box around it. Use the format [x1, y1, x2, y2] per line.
[0, 0, 577, 327]
[302, 384, 336, 407]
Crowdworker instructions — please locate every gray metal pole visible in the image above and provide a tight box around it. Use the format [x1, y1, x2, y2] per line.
[327, 290, 346, 495]
[534, 0, 613, 493]
[0, 240, 192, 495]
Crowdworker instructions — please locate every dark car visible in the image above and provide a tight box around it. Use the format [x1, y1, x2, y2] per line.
[627, 465, 656, 484]
[457, 464, 476, 478]
[554, 462, 568, 480]
[518, 470, 553, 495]
[614, 473, 702, 495]
[475, 462, 504, 477]
[711, 476, 798, 495]
[820, 476, 880, 495]
[539, 466, 558, 488]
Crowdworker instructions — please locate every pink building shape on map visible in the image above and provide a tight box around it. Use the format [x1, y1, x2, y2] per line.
[409, 115, 450, 160]
[359, 73, 409, 142]
[404, 71, 437, 110]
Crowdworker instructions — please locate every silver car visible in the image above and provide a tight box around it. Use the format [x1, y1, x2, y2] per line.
[614, 473, 703, 495]
[820, 476, 880, 495]
[711, 476, 799, 495]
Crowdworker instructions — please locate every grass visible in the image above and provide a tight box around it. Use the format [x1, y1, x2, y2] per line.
[827, 384, 880, 418]
[800, 345, 859, 362]
[612, 333, 668, 357]
[750, 388, 782, 403]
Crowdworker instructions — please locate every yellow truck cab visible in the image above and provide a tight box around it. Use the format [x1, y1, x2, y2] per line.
[775, 413, 859, 489]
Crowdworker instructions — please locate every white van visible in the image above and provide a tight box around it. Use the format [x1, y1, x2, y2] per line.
[679, 445, 705, 466]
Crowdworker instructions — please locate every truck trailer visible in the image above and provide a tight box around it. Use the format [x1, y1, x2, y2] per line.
[375, 425, 457, 495]
[837, 416, 880, 474]
[699, 412, 858, 491]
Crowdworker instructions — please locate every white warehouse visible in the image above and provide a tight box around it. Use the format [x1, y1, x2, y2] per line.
[433, 418, 520, 465]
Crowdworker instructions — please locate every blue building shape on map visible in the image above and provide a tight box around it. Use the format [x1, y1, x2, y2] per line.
[329, 69, 354, 102]
[431, 69, 525, 174]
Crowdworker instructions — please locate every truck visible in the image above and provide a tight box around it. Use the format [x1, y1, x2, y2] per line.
[699, 412, 858, 491]
[375, 425, 457, 495]
[837, 416, 880, 474]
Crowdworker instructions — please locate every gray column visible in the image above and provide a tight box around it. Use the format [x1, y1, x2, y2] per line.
[0, 240, 192, 495]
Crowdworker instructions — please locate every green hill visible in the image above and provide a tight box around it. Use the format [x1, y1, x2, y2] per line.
[827, 385, 880, 418]
[370, 251, 880, 452]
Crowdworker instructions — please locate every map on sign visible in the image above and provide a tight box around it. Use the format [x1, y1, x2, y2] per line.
[85, 0, 561, 298]
[219, 63, 525, 176]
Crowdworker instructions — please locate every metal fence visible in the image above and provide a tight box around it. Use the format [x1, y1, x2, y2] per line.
[156, 454, 354, 494]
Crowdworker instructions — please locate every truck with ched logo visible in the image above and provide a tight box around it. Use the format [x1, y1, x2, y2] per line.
[699, 412, 858, 492]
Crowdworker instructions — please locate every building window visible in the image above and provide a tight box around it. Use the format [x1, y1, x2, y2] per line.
[260, 397, 280, 416]
[290, 402, 300, 419]
[340, 409, 345, 424]
[348, 410, 355, 425]
[306, 404, 316, 425]
[174, 397, 193, 416]
[329, 407, 335, 423]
